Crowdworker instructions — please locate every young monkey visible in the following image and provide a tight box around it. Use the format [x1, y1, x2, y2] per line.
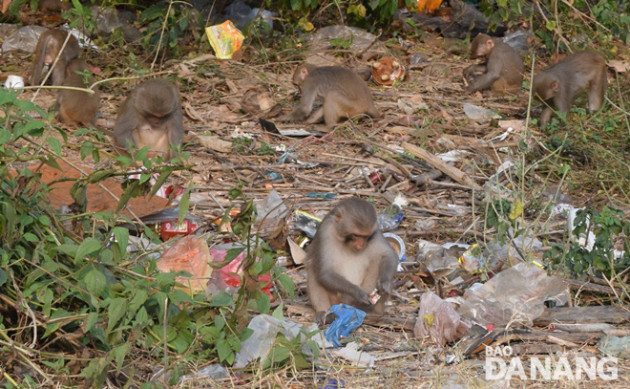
[31, 29, 80, 86]
[286, 64, 380, 128]
[463, 33, 524, 94]
[56, 58, 99, 126]
[114, 79, 183, 159]
[533, 51, 607, 125]
[306, 198, 399, 326]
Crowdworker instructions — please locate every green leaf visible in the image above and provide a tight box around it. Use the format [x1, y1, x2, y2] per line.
[111, 343, 130, 372]
[256, 293, 271, 314]
[210, 291, 233, 307]
[85, 312, 99, 332]
[107, 297, 128, 332]
[112, 227, 129, 257]
[129, 289, 148, 315]
[277, 274, 295, 299]
[46, 137, 62, 155]
[75, 237, 101, 261]
[84, 265, 107, 296]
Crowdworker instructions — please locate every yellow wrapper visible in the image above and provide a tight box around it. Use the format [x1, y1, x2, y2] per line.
[205, 20, 244, 59]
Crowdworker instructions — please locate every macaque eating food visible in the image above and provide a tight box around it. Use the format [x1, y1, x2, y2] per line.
[533, 51, 607, 125]
[56, 59, 99, 126]
[114, 79, 183, 159]
[286, 64, 380, 128]
[463, 33, 524, 94]
[31, 29, 80, 86]
[306, 198, 399, 326]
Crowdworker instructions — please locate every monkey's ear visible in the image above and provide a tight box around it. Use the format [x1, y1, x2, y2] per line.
[550, 80, 560, 91]
[299, 67, 309, 78]
[486, 39, 494, 49]
[332, 208, 345, 222]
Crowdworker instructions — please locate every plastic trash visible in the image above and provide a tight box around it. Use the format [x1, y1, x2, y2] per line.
[598, 335, 630, 359]
[324, 304, 366, 347]
[463, 103, 498, 121]
[207, 248, 272, 299]
[414, 291, 470, 346]
[255, 190, 289, 237]
[205, 20, 244, 59]
[377, 195, 407, 231]
[457, 262, 570, 326]
[294, 210, 322, 238]
[234, 314, 316, 368]
[156, 235, 212, 293]
[1, 25, 47, 54]
[225, 0, 275, 32]
[4, 75, 24, 89]
[319, 379, 346, 389]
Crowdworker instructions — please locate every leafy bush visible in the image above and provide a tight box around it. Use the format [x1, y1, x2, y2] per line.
[0, 88, 298, 386]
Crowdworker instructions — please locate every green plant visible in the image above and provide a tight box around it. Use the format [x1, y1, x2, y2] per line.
[140, 1, 203, 61]
[0, 88, 302, 385]
[545, 207, 630, 278]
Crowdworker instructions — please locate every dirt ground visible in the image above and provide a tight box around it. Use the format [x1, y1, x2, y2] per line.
[2, 19, 630, 388]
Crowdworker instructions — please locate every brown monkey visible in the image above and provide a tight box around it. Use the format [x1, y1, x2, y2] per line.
[31, 29, 80, 86]
[306, 198, 399, 326]
[533, 51, 607, 125]
[56, 59, 99, 126]
[38, 0, 72, 13]
[114, 79, 183, 159]
[463, 33, 524, 94]
[286, 64, 380, 128]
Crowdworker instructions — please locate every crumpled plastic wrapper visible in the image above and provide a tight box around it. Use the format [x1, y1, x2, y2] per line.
[324, 304, 366, 347]
[457, 262, 570, 326]
[414, 291, 470, 346]
[205, 20, 244, 59]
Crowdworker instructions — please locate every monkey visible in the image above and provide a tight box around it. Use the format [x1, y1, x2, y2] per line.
[38, 0, 72, 13]
[463, 33, 524, 94]
[532, 51, 607, 125]
[56, 59, 99, 126]
[285, 64, 381, 128]
[31, 29, 80, 86]
[305, 198, 399, 326]
[114, 79, 183, 159]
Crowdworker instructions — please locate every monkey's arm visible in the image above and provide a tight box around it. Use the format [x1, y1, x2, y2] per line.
[463, 64, 487, 83]
[466, 62, 501, 93]
[376, 252, 398, 296]
[113, 100, 140, 148]
[288, 80, 318, 121]
[316, 267, 372, 306]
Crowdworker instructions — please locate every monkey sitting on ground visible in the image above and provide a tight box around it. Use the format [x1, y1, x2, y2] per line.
[532, 51, 607, 125]
[284, 64, 381, 128]
[31, 29, 80, 86]
[306, 198, 399, 326]
[114, 79, 183, 159]
[56, 59, 99, 126]
[463, 33, 524, 94]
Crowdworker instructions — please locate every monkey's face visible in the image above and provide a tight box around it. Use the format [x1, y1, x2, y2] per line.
[343, 231, 375, 252]
[533, 75, 559, 101]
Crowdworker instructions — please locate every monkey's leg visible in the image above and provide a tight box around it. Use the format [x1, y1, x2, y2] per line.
[305, 107, 324, 124]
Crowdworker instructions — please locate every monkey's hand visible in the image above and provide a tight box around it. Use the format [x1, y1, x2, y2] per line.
[351, 286, 373, 306]
[377, 277, 393, 297]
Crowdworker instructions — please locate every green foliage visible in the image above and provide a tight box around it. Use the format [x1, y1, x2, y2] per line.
[480, 0, 629, 47]
[232, 136, 254, 155]
[0, 88, 303, 384]
[140, 2, 202, 59]
[545, 207, 630, 278]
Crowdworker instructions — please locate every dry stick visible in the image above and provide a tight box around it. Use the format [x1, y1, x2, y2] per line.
[151, 0, 174, 70]
[31, 30, 75, 102]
